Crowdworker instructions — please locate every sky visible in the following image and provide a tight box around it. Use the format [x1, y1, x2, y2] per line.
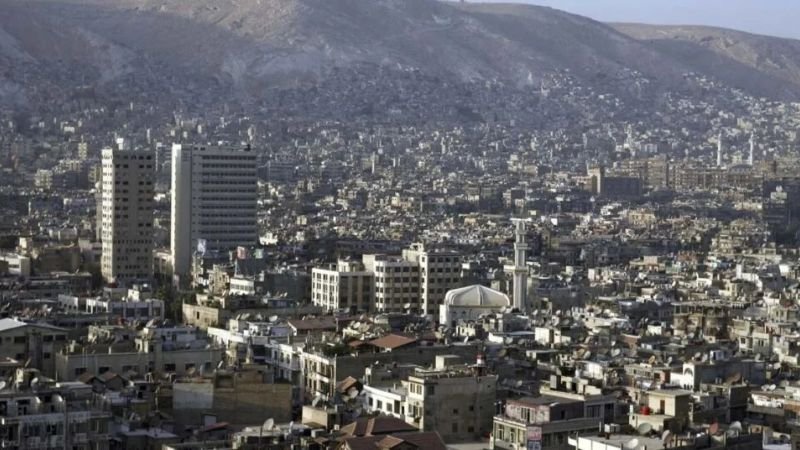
[476, 0, 800, 40]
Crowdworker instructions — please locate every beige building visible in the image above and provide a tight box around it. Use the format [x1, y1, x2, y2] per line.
[99, 146, 154, 285]
[363, 254, 420, 313]
[0, 318, 68, 377]
[404, 359, 497, 443]
[171, 367, 292, 428]
[311, 260, 374, 312]
[629, 389, 691, 433]
[402, 243, 462, 316]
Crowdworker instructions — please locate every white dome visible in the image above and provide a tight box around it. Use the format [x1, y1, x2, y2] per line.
[444, 285, 510, 307]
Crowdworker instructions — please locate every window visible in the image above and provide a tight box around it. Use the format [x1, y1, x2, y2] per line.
[164, 363, 176, 372]
[452, 423, 458, 433]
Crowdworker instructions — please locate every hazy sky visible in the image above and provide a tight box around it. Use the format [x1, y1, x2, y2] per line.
[477, 0, 800, 40]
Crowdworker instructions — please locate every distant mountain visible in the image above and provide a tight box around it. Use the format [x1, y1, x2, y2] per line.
[612, 23, 800, 98]
[2, 0, 800, 109]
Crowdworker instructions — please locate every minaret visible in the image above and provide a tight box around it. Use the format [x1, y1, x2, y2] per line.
[511, 219, 529, 313]
[748, 134, 755, 166]
[717, 133, 723, 168]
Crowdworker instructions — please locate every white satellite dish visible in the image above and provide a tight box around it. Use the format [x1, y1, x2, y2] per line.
[30, 378, 39, 388]
[662, 430, 672, 442]
[624, 438, 640, 449]
[262, 418, 275, 431]
[729, 421, 742, 432]
[347, 387, 359, 399]
[0, 381, 6, 391]
[637, 423, 653, 435]
[269, 315, 279, 323]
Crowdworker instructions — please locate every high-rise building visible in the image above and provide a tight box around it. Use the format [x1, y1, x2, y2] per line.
[100, 146, 154, 285]
[171, 144, 258, 277]
[402, 243, 462, 316]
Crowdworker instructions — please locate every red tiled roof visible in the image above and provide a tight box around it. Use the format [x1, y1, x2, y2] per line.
[368, 334, 417, 350]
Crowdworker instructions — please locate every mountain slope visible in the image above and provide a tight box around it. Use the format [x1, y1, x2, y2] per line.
[613, 23, 800, 97]
[1, 0, 800, 109]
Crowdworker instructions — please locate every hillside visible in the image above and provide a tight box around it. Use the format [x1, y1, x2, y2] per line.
[2, 0, 800, 109]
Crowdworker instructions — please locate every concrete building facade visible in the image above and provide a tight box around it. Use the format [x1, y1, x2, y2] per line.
[171, 144, 258, 278]
[99, 146, 154, 285]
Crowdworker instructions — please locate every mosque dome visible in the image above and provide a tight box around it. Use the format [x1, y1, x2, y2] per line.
[444, 285, 510, 308]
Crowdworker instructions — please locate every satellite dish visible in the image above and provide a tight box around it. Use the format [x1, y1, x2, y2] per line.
[186, 366, 197, 376]
[769, 384, 777, 391]
[637, 423, 653, 435]
[269, 315, 279, 323]
[262, 418, 275, 431]
[624, 438, 640, 449]
[729, 421, 742, 432]
[30, 378, 39, 387]
[0, 381, 6, 391]
[662, 430, 672, 442]
[347, 387, 359, 399]
[312, 397, 321, 407]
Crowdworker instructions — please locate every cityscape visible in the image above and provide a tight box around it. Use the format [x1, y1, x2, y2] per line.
[1, 0, 800, 449]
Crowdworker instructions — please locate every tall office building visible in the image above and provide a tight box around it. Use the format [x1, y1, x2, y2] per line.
[100, 146, 155, 285]
[171, 144, 258, 277]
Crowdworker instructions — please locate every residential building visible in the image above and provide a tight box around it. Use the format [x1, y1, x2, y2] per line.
[99, 146, 155, 285]
[311, 260, 374, 313]
[402, 243, 462, 316]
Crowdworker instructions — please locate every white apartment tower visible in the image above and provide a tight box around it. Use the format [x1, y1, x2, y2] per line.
[100, 146, 155, 285]
[171, 144, 258, 277]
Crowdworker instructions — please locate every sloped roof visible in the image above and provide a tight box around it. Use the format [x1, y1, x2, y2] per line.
[341, 431, 446, 450]
[340, 417, 418, 437]
[368, 334, 417, 351]
[0, 318, 66, 333]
